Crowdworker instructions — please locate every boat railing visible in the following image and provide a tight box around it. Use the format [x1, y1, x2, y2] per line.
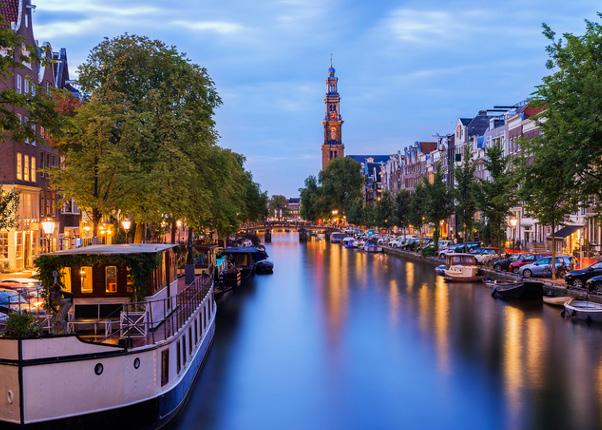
[93, 274, 213, 348]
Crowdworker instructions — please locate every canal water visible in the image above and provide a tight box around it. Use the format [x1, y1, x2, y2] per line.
[169, 233, 602, 430]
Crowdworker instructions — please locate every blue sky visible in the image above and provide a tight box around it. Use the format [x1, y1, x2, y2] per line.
[34, 0, 600, 196]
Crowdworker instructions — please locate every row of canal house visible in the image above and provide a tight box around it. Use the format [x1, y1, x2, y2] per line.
[379, 101, 600, 256]
[0, 0, 83, 272]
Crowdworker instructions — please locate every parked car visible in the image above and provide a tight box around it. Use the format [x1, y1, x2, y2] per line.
[518, 256, 576, 278]
[471, 247, 500, 264]
[508, 253, 551, 273]
[585, 275, 602, 293]
[492, 254, 525, 271]
[565, 260, 602, 289]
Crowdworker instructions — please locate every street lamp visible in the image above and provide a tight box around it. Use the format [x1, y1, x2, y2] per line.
[509, 217, 518, 250]
[41, 218, 55, 253]
[121, 219, 131, 243]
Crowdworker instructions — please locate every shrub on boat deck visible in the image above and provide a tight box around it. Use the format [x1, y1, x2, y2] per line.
[4, 312, 42, 338]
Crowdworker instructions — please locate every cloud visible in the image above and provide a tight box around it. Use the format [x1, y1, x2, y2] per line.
[170, 20, 244, 35]
[41, 0, 159, 16]
[385, 9, 453, 43]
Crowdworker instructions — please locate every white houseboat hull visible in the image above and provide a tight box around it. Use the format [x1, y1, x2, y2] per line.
[0, 292, 216, 428]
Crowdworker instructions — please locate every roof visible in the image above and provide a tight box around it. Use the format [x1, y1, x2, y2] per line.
[347, 155, 390, 164]
[466, 113, 493, 137]
[0, 0, 19, 24]
[224, 247, 259, 254]
[288, 197, 300, 203]
[459, 118, 471, 126]
[549, 225, 583, 239]
[44, 244, 176, 256]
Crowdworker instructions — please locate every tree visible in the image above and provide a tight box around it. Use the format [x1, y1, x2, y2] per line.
[299, 176, 324, 222]
[376, 191, 395, 231]
[532, 16, 602, 213]
[395, 190, 412, 237]
[346, 197, 365, 226]
[268, 195, 288, 219]
[408, 183, 427, 240]
[423, 163, 454, 251]
[454, 145, 477, 241]
[319, 157, 363, 216]
[0, 190, 19, 230]
[474, 142, 516, 249]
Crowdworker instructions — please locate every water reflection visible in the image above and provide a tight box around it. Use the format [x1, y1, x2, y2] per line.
[171, 234, 602, 430]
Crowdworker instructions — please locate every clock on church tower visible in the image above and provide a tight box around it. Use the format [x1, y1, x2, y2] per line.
[321, 61, 344, 170]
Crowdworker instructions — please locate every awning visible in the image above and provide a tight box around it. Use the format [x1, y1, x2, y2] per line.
[548, 225, 582, 239]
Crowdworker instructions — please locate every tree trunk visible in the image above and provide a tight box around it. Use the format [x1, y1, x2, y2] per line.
[551, 220, 557, 280]
[170, 220, 177, 244]
[433, 224, 440, 252]
[91, 208, 101, 244]
[133, 222, 143, 244]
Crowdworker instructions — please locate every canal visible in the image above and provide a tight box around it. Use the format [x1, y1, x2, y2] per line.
[169, 233, 602, 430]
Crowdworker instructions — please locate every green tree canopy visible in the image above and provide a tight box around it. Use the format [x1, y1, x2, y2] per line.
[423, 163, 454, 251]
[454, 145, 477, 241]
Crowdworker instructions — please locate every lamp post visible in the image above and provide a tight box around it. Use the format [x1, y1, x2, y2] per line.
[41, 218, 55, 253]
[121, 219, 131, 243]
[509, 217, 518, 250]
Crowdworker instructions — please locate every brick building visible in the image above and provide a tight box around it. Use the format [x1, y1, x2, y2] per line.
[0, 0, 79, 271]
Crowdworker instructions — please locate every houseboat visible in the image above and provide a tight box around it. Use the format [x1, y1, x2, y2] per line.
[330, 232, 345, 243]
[0, 244, 216, 428]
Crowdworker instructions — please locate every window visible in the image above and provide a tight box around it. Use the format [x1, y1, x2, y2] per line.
[105, 266, 117, 293]
[40, 152, 45, 177]
[126, 267, 134, 293]
[80, 266, 93, 293]
[61, 267, 72, 292]
[31, 156, 36, 182]
[195, 317, 198, 344]
[176, 341, 181, 374]
[161, 350, 169, 386]
[24, 78, 29, 95]
[16, 152, 22, 180]
[183, 336, 187, 362]
[16, 74, 22, 93]
[189, 326, 193, 353]
[31, 83, 35, 96]
[0, 233, 8, 259]
[23, 155, 29, 181]
[46, 82, 51, 95]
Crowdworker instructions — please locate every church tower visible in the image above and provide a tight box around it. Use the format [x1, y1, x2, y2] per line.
[321, 60, 344, 170]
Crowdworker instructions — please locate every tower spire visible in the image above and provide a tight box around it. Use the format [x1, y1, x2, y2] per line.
[321, 60, 344, 170]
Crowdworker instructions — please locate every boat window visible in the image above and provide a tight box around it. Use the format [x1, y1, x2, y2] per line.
[198, 314, 202, 337]
[80, 266, 93, 293]
[195, 317, 199, 344]
[176, 341, 181, 374]
[161, 349, 169, 386]
[105, 266, 118, 293]
[189, 326, 193, 353]
[126, 267, 134, 294]
[183, 336, 187, 363]
[61, 267, 71, 292]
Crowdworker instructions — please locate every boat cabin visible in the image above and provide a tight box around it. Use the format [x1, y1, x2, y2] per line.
[223, 247, 267, 272]
[446, 253, 478, 267]
[193, 244, 225, 276]
[40, 244, 178, 325]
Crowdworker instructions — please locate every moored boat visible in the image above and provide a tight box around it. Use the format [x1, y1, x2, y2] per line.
[543, 296, 573, 307]
[492, 280, 543, 300]
[443, 253, 481, 282]
[0, 244, 216, 428]
[342, 237, 357, 249]
[330, 232, 345, 243]
[563, 300, 602, 323]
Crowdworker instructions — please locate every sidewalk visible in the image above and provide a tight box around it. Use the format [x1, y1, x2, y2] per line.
[0, 270, 38, 280]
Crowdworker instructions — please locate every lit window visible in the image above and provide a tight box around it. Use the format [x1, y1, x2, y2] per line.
[23, 155, 30, 181]
[105, 266, 117, 293]
[16, 153, 22, 180]
[24, 79, 29, 95]
[0, 233, 8, 259]
[61, 267, 71, 292]
[80, 266, 93, 293]
[31, 156, 36, 182]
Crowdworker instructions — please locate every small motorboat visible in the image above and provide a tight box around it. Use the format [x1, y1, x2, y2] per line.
[435, 265, 446, 276]
[363, 238, 383, 253]
[443, 253, 481, 282]
[255, 260, 274, 274]
[492, 281, 543, 300]
[484, 279, 522, 290]
[543, 296, 573, 307]
[343, 237, 357, 249]
[563, 300, 602, 323]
